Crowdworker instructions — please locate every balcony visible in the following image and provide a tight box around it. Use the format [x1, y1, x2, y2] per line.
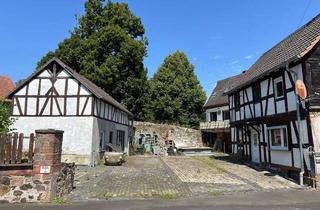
[200, 120, 230, 132]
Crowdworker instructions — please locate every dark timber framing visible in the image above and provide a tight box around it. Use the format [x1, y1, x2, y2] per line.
[8, 58, 132, 127]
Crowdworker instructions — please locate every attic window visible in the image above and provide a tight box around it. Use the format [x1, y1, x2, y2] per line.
[274, 77, 284, 99]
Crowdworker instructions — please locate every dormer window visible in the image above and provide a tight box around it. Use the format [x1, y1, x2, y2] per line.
[274, 77, 284, 99]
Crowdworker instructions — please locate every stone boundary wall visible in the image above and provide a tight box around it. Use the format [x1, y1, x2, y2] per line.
[0, 130, 75, 203]
[133, 121, 203, 148]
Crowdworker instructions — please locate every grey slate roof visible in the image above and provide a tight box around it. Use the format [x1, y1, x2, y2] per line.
[227, 14, 320, 93]
[204, 74, 241, 109]
[7, 57, 133, 116]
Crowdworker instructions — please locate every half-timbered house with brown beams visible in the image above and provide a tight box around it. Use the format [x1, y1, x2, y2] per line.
[227, 14, 320, 182]
[6, 58, 133, 166]
[200, 75, 240, 153]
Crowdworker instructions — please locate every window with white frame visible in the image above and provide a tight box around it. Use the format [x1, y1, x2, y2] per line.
[274, 77, 284, 99]
[268, 126, 288, 150]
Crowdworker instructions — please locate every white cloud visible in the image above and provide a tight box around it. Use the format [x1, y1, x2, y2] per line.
[192, 57, 198, 61]
[244, 55, 252, 59]
[213, 55, 221, 60]
[229, 60, 239, 65]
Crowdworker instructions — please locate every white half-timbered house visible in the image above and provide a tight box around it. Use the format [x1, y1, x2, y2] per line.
[227, 14, 320, 182]
[7, 58, 133, 165]
[200, 76, 240, 153]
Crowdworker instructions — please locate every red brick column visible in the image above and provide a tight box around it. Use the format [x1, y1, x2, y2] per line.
[33, 129, 64, 174]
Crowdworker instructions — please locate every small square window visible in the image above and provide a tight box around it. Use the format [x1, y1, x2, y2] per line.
[268, 126, 288, 150]
[210, 112, 217, 121]
[274, 78, 284, 98]
[222, 110, 230, 120]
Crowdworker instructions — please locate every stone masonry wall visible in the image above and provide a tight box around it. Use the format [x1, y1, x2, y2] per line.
[0, 129, 75, 203]
[0, 174, 52, 203]
[134, 121, 203, 148]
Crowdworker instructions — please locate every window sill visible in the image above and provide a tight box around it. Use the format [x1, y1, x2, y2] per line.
[274, 96, 284, 100]
[270, 147, 289, 151]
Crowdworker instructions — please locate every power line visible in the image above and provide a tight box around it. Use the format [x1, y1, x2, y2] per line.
[298, 0, 312, 27]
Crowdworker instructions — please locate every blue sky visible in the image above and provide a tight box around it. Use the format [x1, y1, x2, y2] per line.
[0, 0, 319, 96]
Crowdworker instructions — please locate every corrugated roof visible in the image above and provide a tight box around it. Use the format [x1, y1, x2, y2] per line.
[228, 13, 320, 93]
[0, 76, 14, 99]
[7, 58, 133, 116]
[204, 74, 242, 109]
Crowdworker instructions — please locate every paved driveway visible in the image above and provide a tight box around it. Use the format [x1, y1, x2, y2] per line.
[67, 156, 301, 201]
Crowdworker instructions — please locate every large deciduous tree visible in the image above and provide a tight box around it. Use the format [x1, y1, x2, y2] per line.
[38, 0, 148, 120]
[146, 51, 206, 128]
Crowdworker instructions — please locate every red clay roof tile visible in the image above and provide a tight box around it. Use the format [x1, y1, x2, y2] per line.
[0, 76, 14, 99]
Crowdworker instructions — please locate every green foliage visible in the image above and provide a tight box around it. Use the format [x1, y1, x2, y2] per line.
[160, 192, 177, 200]
[37, 0, 148, 120]
[52, 197, 69, 204]
[0, 101, 13, 134]
[102, 191, 113, 199]
[209, 190, 224, 196]
[193, 157, 227, 173]
[145, 51, 206, 128]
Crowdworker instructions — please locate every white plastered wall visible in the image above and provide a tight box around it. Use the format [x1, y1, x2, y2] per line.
[91, 117, 129, 165]
[10, 116, 94, 165]
[205, 105, 229, 122]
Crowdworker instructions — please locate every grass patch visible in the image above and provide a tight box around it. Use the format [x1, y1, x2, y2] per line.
[52, 197, 69, 204]
[160, 192, 177, 200]
[102, 192, 114, 199]
[193, 157, 227, 173]
[209, 191, 224, 196]
[97, 159, 106, 166]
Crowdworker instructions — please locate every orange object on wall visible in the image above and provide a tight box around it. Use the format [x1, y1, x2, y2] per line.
[295, 80, 307, 100]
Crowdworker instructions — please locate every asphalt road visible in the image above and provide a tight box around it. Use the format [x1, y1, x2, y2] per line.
[1, 190, 320, 210]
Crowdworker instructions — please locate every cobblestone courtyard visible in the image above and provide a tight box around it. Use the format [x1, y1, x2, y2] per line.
[67, 156, 301, 201]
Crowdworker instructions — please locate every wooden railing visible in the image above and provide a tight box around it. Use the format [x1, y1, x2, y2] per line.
[0, 133, 35, 166]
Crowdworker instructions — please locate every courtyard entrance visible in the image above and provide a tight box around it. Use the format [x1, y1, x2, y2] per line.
[68, 155, 300, 201]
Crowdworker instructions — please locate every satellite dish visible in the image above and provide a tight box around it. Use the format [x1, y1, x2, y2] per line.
[295, 80, 307, 100]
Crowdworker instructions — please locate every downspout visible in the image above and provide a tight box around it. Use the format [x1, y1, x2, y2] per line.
[285, 62, 305, 186]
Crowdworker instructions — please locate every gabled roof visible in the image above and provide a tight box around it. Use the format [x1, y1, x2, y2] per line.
[7, 58, 133, 116]
[227, 14, 320, 93]
[0, 76, 14, 99]
[204, 74, 241, 109]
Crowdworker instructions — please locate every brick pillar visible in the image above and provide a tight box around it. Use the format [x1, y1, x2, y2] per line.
[33, 129, 64, 174]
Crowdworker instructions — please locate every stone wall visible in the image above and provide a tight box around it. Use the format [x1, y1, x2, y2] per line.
[133, 121, 203, 148]
[0, 129, 75, 203]
[56, 163, 75, 197]
[0, 174, 52, 203]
